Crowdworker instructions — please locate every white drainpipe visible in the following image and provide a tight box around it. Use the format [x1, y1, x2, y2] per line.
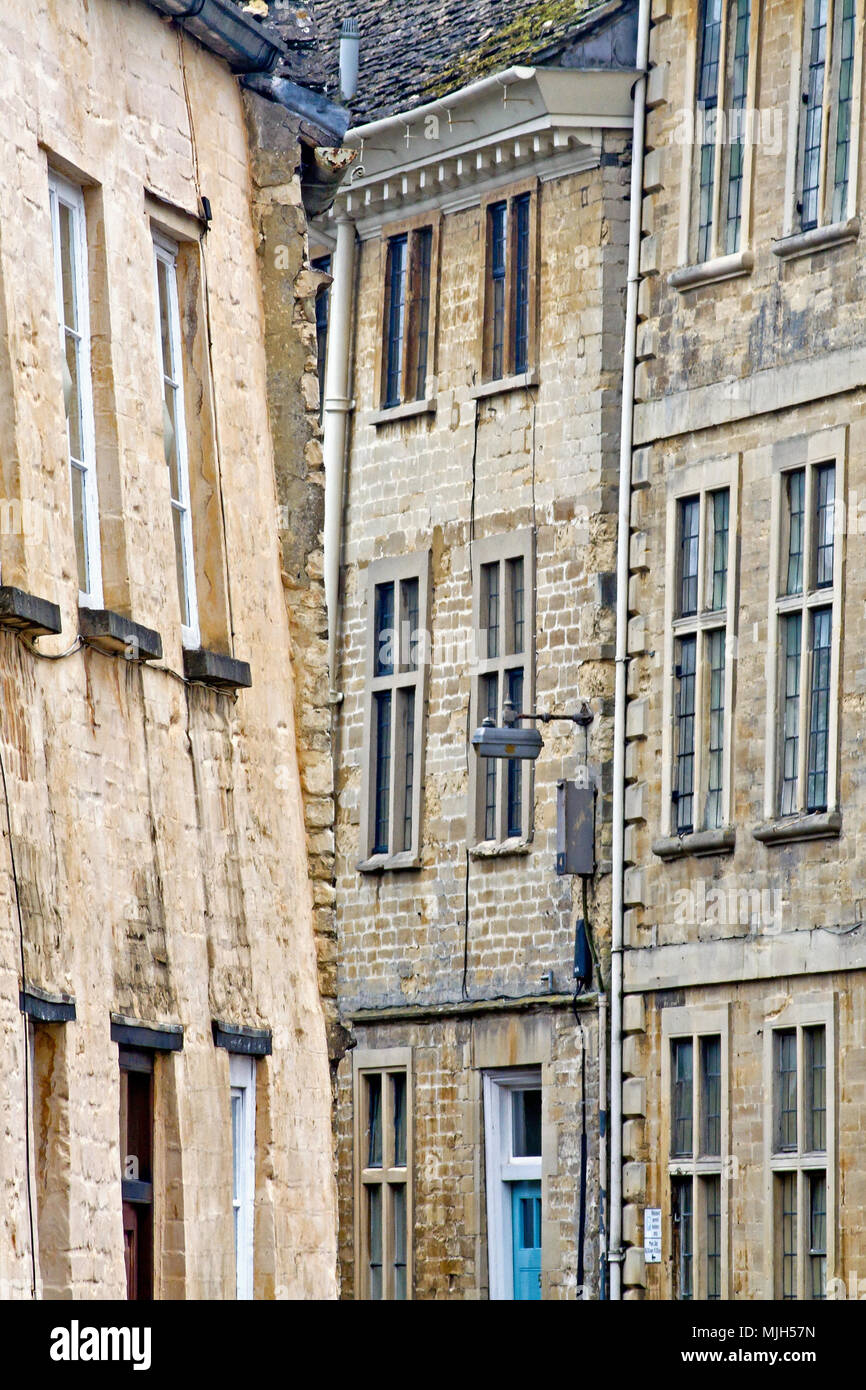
[610, 0, 652, 1301]
[323, 215, 356, 700]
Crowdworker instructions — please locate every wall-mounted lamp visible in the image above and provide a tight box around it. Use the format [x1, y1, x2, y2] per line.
[471, 699, 593, 762]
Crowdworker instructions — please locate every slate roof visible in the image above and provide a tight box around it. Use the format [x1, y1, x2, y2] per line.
[228, 0, 625, 125]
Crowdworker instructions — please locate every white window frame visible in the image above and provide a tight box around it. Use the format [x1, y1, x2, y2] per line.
[358, 552, 431, 870]
[762, 993, 835, 1300]
[676, 0, 760, 270]
[352, 1047, 413, 1301]
[660, 456, 739, 842]
[469, 530, 536, 849]
[784, 0, 865, 236]
[48, 171, 103, 609]
[229, 1053, 256, 1301]
[662, 1006, 730, 1301]
[762, 427, 846, 824]
[482, 1067, 543, 1301]
[153, 232, 200, 650]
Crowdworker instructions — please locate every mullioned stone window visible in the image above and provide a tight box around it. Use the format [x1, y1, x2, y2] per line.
[754, 426, 846, 843]
[479, 179, 540, 388]
[763, 995, 834, 1300]
[662, 1004, 730, 1300]
[374, 212, 441, 416]
[353, 1048, 413, 1300]
[358, 550, 431, 870]
[655, 455, 739, 860]
[468, 529, 535, 851]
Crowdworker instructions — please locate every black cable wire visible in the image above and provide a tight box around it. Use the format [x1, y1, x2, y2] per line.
[0, 738, 37, 1296]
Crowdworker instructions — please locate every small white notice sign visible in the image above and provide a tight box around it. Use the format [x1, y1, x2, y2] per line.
[644, 1207, 662, 1264]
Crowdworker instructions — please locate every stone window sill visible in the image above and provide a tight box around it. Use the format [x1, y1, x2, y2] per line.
[753, 810, 841, 845]
[183, 647, 251, 691]
[469, 837, 532, 860]
[79, 607, 162, 661]
[772, 217, 859, 262]
[652, 827, 736, 860]
[369, 397, 436, 426]
[357, 850, 421, 873]
[468, 369, 538, 401]
[668, 250, 754, 292]
[0, 585, 61, 637]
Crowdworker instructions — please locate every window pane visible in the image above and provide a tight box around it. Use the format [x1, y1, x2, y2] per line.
[367, 1074, 382, 1168]
[700, 1035, 722, 1156]
[157, 256, 174, 379]
[806, 607, 832, 813]
[776, 1030, 797, 1152]
[70, 462, 89, 596]
[675, 635, 697, 834]
[679, 497, 700, 616]
[490, 202, 507, 379]
[814, 463, 835, 588]
[671, 1039, 694, 1157]
[367, 1185, 383, 1299]
[392, 1183, 408, 1300]
[779, 1172, 798, 1299]
[482, 672, 498, 841]
[384, 235, 407, 406]
[508, 555, 525, 654]
[231, 1093, 242, 1207]
[696, 0, 723, 260]
[392, 1072, 407, 1167]
[513, 194, 531, 373]
[723, 0, 751, 253]
[704, 1175, 722, 1299]
[808, 1172, 827, 1300]
[800, 0, 828, 231]
[374, 581, 394, 676]
[400, 577, 419, 671]
[832, 0, 856, 222]
[512, 1087, 542, 1158]
[786, 469, 806, 595]
[400, 689, 415, 853]
[373, 692, 391, 854]
[414, 228, 432, 401]
[780, 613, 802, 816]
[482, 562, 500, 658]
[171, 502, 189, 629]
[64, 329, 84, 464]
[805, 1026, 826, 1152]
[673, 1177, 693, 1299]
[710, 488, 729, 611]
[705, 628, 726, 831]
[506, 667, 524, 837]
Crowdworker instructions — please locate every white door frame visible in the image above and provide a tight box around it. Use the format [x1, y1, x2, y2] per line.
[482, 1067, 543, 1300]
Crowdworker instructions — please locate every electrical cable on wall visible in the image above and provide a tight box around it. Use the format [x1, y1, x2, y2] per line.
[0, 737, 37, 1297]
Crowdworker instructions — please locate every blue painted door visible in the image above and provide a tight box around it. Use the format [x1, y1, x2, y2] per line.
[511, 1180, 542, 1300]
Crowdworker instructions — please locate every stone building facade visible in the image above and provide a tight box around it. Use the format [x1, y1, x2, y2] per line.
[0, 0, 347, 1299]
[619, 0, 866, 1299]
[316, 0, 639, 1299]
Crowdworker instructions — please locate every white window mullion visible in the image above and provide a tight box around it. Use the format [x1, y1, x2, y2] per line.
[49, 172, 103, 610]
[229, 1053, 256, 1301]
[153, 235, 199, 650]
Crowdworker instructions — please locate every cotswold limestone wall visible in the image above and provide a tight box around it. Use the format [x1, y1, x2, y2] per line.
[332, 141, 630, 1298]
[0, 0, 336, 1298]
[619, 0, 866, 1297]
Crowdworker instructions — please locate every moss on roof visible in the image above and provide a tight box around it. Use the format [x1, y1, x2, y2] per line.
[421, 0, 604, 101]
